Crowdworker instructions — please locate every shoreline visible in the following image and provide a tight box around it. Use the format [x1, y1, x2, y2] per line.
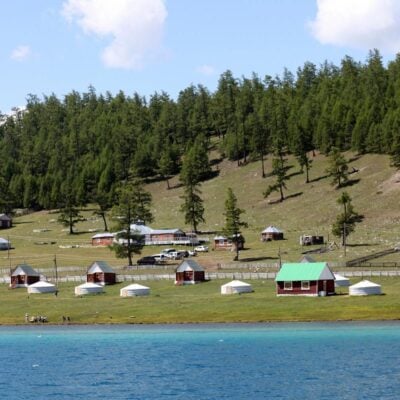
[2, 318, 400, 327]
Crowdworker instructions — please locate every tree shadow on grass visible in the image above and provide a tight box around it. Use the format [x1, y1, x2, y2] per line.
[239, 256, 279, 262]
[346, 243, 377, 247]
[12, 221, 34, 224]
[287, 170, 303, 179]
[309, 174, 329, 183]
[285, 192, 303, 200]
[340, 178, 360, 188]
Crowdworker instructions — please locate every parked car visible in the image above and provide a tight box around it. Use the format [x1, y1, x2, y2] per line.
[152, 254, 168, 262]
[188, 250, 197, 256]
[161, 248, 176, 258]
[137, 256, 157, 265]
[194, 245, 209, 252]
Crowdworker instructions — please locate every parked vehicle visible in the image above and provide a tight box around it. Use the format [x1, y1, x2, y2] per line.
[188, 250, 197, 256]
[137, 256, 157, 265]
[160, 248, 176, 258]
[194, 245, 209, 252]
[152, 254, 168, 262]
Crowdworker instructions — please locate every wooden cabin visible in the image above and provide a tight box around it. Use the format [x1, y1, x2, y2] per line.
[213, 234, 244, 251]
[299, 235, 324, 246]
[175, 260, 205, 285]
[130, 223, 198, 245]
[10, 264, 40, 288]
[0, 214, 12, 229]
[86, 261, 116, 285]
[275, 262, 335, 296]
[91, 233, 114, 246]
[261, 226, 284, 241]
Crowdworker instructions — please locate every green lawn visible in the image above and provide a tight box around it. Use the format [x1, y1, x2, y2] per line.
[1, 277, 400, 325]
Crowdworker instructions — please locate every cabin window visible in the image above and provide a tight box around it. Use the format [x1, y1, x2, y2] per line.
[301, 281, 310, 290]
[284, 281, 292, 290]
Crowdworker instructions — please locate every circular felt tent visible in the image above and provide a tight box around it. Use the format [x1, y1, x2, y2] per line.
[0, 237, 11, 250]
[221, 280, 253, 295]
[75, 282, 104, 296]
[349, 280, 382, 296]
[28, 281, 57, 294]
[120, 283, 150, 297]
[334, 273, 350, 287]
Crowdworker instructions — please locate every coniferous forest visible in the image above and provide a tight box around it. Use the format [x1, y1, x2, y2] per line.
[1, 50, 400, 213]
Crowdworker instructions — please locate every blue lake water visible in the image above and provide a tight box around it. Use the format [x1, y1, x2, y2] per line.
[1, 322, 400, 399]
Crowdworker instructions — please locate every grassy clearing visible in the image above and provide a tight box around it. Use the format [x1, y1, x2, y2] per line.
[1, 150, 400, 272]
[1, 277, 400, 325]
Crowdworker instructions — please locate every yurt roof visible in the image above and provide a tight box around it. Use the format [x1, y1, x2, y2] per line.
[122, 284, 150, 290]
[275, 262, 334, 282]
[29, 281, 56, 288]
[12, 264, 40, 277]
[91, 232, 114, 239]
[334, 273, 349, 282]
[222, 280, 251, 288]
[262, 226, 282, 233]
[0, 214, 11, 221]
[349, 280, 381, 288]
[76, 282, 103, 289]
[176, 259, 204, 272]
[87, 261, 115, 274]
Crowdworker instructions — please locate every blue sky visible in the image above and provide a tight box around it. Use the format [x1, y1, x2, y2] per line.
[1, 0, 400, 113]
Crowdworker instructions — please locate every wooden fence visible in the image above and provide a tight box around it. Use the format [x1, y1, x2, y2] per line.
[2, 270, 400, 284]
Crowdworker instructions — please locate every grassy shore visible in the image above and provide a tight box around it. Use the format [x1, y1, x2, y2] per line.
[1, 277, 400, 325]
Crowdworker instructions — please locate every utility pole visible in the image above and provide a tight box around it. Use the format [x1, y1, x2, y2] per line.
[53, 255, 58, 288]
[343, 222, 347, 257]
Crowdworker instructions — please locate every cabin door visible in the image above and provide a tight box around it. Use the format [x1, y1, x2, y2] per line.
[323, 281, 327, 292]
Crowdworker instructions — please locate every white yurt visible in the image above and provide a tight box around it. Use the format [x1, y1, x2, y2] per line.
[75, 282, 104, 296]
[349, 280, 382, 296]
[0, 237, 11, 250]
[27, 281, 57, 294]
[221, 280, 253, 295]
[120, 283, 150, 297]
[334, 273, 350, 287]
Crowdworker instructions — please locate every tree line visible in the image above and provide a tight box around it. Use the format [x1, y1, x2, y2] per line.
[1, 49, 400, 215]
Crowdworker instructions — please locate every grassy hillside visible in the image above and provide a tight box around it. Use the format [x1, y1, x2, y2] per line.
[147, 149, 400, 265]
[1, 149, 400, 272]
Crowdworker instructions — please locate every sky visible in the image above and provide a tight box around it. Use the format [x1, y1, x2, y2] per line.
[2, 0, 400, 113]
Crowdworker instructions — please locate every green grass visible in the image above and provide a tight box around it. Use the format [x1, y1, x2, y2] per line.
[2, 150, 400, 272]
[1, 278, 400, 325]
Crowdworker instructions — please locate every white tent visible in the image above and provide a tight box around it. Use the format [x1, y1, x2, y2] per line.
[349, 280, 382, 296]
[120, 283, 150, 297]
[28, 281, 57, 294]
[262, 226, 282, 233]
[221, 280, 253, 295]
[0, 237, 10, 250]
[334, 273, 350, 287]
[75, 282, 104, 296]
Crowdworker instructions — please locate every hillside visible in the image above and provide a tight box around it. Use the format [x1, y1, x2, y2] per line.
[146, 150, 400, 265]
[2, 150, 400, 271]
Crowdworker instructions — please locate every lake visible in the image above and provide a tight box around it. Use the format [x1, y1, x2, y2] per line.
[0, 322, 399, 399]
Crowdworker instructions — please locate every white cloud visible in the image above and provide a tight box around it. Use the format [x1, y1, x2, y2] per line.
[10, 45, 32, 61]
[62, 0, 167, 69]
[196, 64, 217, 76]
[310, 0, 400, 52]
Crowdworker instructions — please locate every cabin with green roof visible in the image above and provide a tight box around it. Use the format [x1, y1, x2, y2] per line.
[275, 262, 335, 296]
[86, 261, 116, 285]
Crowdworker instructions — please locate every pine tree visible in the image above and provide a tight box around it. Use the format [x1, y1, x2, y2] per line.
[325, 147, 349, 188]
[222, 188, 248, 261]
[332, 191, 363, 247]
[264, 156, 291, 202]
[180, 183, 205, 233]
[110, 183, 146, 266]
